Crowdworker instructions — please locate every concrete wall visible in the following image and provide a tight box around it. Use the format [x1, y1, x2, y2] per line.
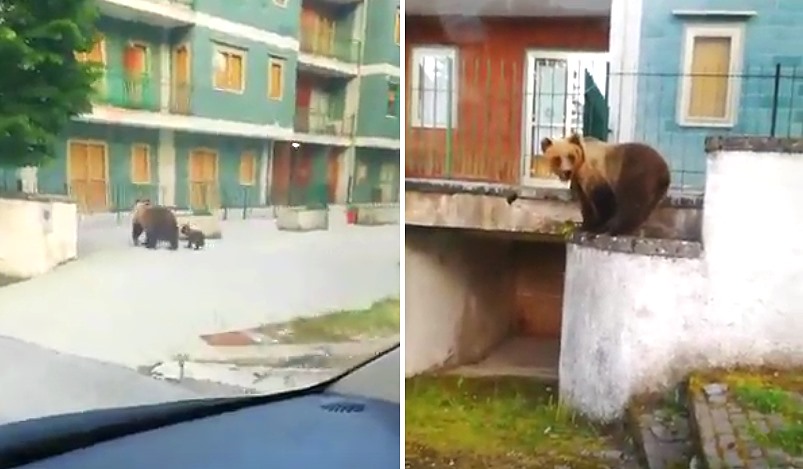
[405, 227, 515, 376]
[0, 195, 78, 279]
[560, 136, 803, 422]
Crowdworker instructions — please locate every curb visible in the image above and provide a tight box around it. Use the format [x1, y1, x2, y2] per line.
[186, 335, 400, 366]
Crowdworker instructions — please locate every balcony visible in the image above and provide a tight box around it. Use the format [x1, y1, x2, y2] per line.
[94, 70, 160, 112]
[299, 29, 360, 64]
[294, 107, 355, 137]
[96, 0, 194, 28]
[170, 82, 192, 115]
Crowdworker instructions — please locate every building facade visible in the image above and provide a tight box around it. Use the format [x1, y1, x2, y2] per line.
[618, 0, 803, 191]
[30, 0, 400, 213]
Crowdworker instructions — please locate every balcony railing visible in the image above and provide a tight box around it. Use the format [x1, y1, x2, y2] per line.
[299, 29, 360, 63]
[94, 70, 160, 111]
[170, 82, 192, 115]
[294, 107, 355, 137]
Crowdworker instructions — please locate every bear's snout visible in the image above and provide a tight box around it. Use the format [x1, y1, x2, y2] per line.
[560, 170, 572, 181]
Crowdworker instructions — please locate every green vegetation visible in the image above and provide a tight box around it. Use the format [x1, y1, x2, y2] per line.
[256, 297, 399, 344]
[730, 374, 803, 456]
[406, 375, 627, 469]
[0, 0, 100, 167]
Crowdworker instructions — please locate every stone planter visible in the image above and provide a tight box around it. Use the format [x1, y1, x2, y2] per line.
[355, 203, 400, 226]
[0, 192, 77, 278]
[175, 212, 222, 240]
[276, 206, 329, 232]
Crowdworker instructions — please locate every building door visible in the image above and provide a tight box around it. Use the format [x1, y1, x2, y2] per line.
[326, 148, 340, 203]
[270, 142, 292, 205]
[378, 162, 397, 203]
[189, 149, 218, 210]
[172, 45, 190, 114]
[123, 43, 148, 106]
[68, 141, 108, 213]
[521, 51, 608, 186]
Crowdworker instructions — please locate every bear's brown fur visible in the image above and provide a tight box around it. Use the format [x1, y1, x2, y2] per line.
[131, 199, 179, 250]
[541, 133, 670, 236]
[180, 223, 205, 250]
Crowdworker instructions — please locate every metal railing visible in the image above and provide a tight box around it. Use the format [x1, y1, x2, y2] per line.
[94, 70, 161, 111]
[405, 57, 803, 194]
[294, 107, 355, 136]
[299, 29, 361, 63]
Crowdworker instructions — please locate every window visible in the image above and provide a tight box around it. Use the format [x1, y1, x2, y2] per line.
[410, 46, 458, 129]
[213, 44, 246, 92]
[387, 82, 399, 117]
[678, 23, 744, 127]
[268, 57, 285, 100]
[239, 151, 257, 185]
[131, 144, 151, 184]
[76, 35, 105, 64]
[394, 8, 400, 45]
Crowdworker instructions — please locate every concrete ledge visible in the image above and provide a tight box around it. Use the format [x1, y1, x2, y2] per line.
[355, 203, 400, 226]
[705, 135, 803, 153]
[569, 232, 703, 259]
[175, 213, 222, 240]
[406, 185, 702, 241]
[276, 206, 329, 232]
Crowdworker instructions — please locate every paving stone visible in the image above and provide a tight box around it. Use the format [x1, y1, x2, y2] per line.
[723, 449, 746, 468]
[704, 383, 729, 397]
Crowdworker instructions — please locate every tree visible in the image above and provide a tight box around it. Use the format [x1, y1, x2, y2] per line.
[0, 0, 100, 168]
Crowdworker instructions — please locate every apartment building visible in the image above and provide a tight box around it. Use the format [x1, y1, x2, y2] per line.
[32, 0, 400, 212]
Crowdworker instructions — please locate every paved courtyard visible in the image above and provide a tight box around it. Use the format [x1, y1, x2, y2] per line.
[0, 214, 400, 373]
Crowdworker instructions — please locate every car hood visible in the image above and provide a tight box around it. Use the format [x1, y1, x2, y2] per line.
[0, 335, 198, 425]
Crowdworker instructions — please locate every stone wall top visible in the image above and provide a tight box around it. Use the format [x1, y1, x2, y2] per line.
[405, 178, 703, 209]
[0, 192, 74, 204]
[705, 135, 803, 154]
[568, 232, 703, 259]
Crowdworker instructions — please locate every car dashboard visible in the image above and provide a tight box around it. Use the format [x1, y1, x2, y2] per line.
[2, 346, 401, 469]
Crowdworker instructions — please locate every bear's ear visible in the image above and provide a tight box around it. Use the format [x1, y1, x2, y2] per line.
[567, 132, 583, 146]
[540, 137, 553, 153]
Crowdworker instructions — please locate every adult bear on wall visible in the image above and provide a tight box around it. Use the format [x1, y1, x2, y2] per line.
[131, 199, 179, 250]
[538, 133, 670, 236]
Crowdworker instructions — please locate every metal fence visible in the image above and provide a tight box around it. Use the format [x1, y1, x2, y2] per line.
[406, 58, 803, 193]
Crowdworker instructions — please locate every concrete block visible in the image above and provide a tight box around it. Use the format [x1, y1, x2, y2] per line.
[275, 207, 329, 232]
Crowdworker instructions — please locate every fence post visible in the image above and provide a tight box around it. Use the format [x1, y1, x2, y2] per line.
[445, 56, 454, 177]
[770, 63, 782, 138]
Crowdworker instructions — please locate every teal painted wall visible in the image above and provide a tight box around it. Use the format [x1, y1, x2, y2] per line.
[193, 0, 300, 37]
[361, 0, 400, 66]
[352, 148, 399, 203]
[185, 27, 298, 126]
[173, 132, 265, 208]
[38, 122, 160, 209]
[355, 74, 399, 139]
[97, 16, 167, 111]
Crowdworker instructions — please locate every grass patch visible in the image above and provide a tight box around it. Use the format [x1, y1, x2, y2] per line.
[406, 375, 626, 468]
[731, 379, 803, 456]
[256, 297, 399, 344]
[712, 369, 803, 457]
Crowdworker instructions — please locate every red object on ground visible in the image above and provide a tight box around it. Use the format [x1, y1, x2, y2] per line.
[346, 208, 358, 224]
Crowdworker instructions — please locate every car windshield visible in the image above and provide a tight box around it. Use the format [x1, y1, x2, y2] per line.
[0, 0, 401, 426]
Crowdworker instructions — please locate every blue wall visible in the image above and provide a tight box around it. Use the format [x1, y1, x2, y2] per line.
[635, 0, 803, 189]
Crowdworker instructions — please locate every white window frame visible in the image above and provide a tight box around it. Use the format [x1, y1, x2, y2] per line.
[409, 46, 458, 129]
[212, 43, 247, 94]
[677, 22, 745, 128]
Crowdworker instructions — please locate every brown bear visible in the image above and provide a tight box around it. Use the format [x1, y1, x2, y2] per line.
[540, 133, 670, 236]
[131, 199, 179, 250]
[180, 223, 205, 250]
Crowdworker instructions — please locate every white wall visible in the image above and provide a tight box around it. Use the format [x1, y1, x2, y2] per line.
[560, 146, 803, 422]
[0, 197, 78, 278]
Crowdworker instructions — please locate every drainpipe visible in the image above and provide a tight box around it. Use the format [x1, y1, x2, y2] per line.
[345, 0, 369, 205]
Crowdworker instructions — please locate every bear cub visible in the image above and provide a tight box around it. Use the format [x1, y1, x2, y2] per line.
[180, 224, 206, 250]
